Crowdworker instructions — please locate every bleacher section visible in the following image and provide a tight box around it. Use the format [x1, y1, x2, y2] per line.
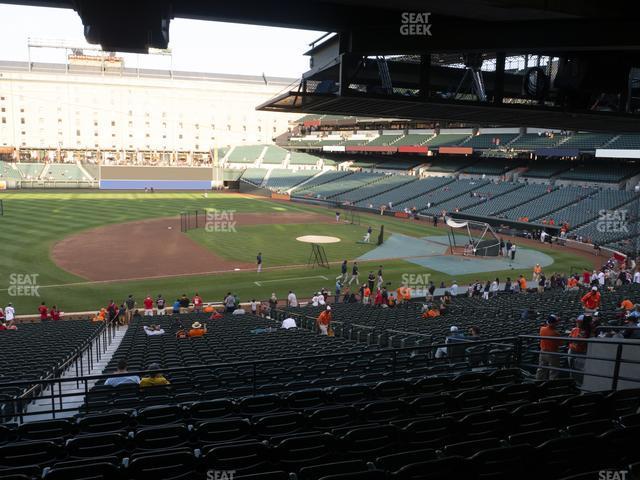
[366, 134, 403, 146]
[425, 157, 477, 173]
[15, 163, 45, 179]
[2, 283, 640, 480]
[559, 133, 614, 150]
[261, 146, 288, 165]
[536, 190, 638, 228]
[296, 172, 384, 200]
[0, 161, 23, 181]
[264, 169, 317, 192]
[425, 134, 471, 147]
[393, 134, 431, 146]
[421, 182, 522, 215]
[463, 184, 550, 217]
[521, 161, 571, 178]
[396, 178, 490, 212]
[508, 134, 565, 150]
[227, 145, 264, 164]
[240, 168, 268, 186]
[462, 158, 524, 176]
[462, 134, 518, 149]
[331, 175, 416, 204]
[288, 152, 320, 166]
[44, 164, 87, 181]
[556, 163, 640, 183]
[602, 134, 640, 150]
[82, 164, 99, 180]
[0, 320, 103, 403]
[354, 176, 454, 209]
[291, 170, 352, 197]
[375, 159, 425, 171]
[501, 186, 597, 221]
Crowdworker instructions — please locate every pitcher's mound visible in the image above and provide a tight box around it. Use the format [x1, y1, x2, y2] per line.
[296, 235, 341, 244]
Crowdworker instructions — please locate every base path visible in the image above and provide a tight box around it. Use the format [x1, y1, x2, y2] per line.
[52, 212, 330, 281]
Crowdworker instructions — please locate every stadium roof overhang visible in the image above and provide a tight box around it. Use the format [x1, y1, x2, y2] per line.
[4, 0, 640, 131]
[257, 89, 640, 133]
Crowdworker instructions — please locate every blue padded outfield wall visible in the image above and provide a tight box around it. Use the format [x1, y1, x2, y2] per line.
[99, 180, 213, 190]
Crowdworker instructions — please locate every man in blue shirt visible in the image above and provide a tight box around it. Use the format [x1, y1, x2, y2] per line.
[104, 360, 140, 387]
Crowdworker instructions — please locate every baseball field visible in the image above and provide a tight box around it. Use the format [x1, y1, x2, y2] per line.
[0, 190, 598, 314]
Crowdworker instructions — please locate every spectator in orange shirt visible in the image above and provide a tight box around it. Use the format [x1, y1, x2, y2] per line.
[518, 275, 527, 293]
[620, 299, 634, 312]
[188, 321, 207, 337]
[316, 306, 332, 335]
[567, 276, 579, 291]
[581, 286, 601, 313]
[362, 286, 371, 305]
[568, 315, 592, 384]
[535, 315, 563, 381]
[533, 264, 542, 282]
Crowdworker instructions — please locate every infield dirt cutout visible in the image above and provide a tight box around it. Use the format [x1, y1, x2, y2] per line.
[51, 212, 332, 281]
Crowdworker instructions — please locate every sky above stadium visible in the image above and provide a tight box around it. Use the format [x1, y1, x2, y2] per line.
[0, 4, 322, 79]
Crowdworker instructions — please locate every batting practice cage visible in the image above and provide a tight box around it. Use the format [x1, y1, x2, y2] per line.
[328, 202, 361, 226]
[446, 216, 501, 257]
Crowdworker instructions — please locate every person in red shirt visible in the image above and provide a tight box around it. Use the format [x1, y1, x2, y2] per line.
[49, 305, 61, 321]
[193, 293, 203, 313]
[38, 302, 48, 321]
[535, 315, 563, 381]
[581, 286, 601, 313]
[143, 295, 154, 316]
[209, 310, 223, 320]
[582, 269, 591, 285]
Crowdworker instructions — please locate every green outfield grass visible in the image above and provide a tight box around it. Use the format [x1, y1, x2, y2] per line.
[0, 190, 594, 314]
[187, 223, 387, 266]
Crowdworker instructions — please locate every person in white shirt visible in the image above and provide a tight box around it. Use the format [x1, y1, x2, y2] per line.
[450, 282, 458, 296]
[490, 279, 499, 297]
[281, 317, 297, 329]
[597, 271, 605, 286]
[143, 325, 165, 336]
[633, 270, 640, 284]
[311, 294, 320, 307]
[232, 308, 246, 315]
[5, 303, 15, 324]
[287, 291, 298, 308]
[318, 294, 326, 306]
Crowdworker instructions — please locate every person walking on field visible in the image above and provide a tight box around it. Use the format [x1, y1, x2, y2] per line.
[336, 260, 348, 283]
[348, 262, 360, 285]
[256, 252, 263, 273]
[363, 226, 372, 243]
